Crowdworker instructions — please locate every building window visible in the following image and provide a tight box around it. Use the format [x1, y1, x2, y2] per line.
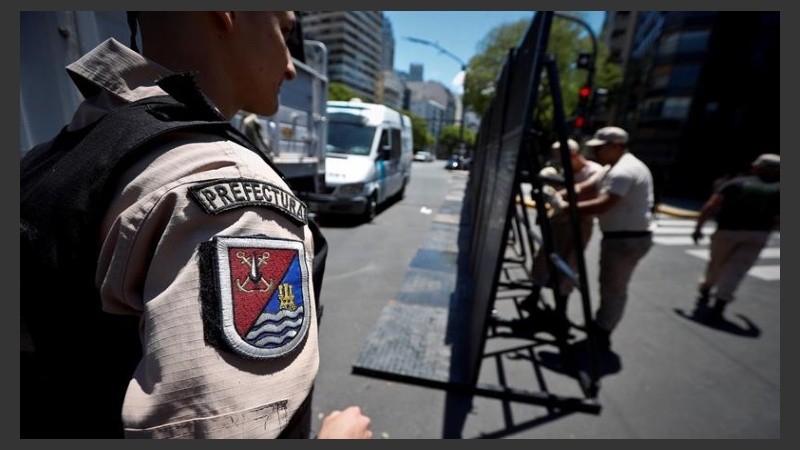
[679, 29, 710, 53]
[649, 66, 670, 89]
[657, 33, 679, 57]
[640, 97, 664, 119]
[668, 64, 701, 89]
[662, 97, 692, 120]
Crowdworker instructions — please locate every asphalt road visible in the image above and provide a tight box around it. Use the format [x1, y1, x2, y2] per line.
[309, 160, 780, 439]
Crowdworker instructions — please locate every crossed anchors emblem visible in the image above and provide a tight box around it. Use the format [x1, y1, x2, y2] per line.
[235, 251, 274, 293]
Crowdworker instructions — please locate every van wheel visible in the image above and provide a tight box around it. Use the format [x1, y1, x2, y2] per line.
[363, 193, 377, 223]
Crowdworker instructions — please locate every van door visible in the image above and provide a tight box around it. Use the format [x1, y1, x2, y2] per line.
[375, 127, 403, 203]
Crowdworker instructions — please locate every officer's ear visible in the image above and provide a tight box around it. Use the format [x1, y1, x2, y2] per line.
[211, 12, 235, 34]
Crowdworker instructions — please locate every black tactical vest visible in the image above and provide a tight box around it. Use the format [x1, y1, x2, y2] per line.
[20, 73, 327, 438]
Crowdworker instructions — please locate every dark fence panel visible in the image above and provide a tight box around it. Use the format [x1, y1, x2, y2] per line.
[463, 12, 553, 385]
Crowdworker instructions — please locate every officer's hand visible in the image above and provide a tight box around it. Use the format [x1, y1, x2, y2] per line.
[691, 229, 703, 245]
[317, 406, 373, 439]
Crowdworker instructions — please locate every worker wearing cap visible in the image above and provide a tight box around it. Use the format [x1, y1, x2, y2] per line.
[567, 126, 655, 350]
[692, 153, 780, 320]
[522, 138, 605, 310]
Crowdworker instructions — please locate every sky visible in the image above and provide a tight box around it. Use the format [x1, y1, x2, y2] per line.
[384, 11, 606, 94]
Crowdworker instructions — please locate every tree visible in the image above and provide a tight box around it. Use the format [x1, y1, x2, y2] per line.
[463, 18, 530, 118]
[462, 13, 622, 144]
[401, 109, 433, 152]
[437, 124, 476, 158]
[328, 82, 360, 102]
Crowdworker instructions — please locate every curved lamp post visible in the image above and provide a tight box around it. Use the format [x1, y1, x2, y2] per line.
[553, 12, 598, 135]
[403, 36, 468, 144]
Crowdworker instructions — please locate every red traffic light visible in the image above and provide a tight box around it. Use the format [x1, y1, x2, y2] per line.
[574, 115, 586, 129]
[579, 86, 591, 99]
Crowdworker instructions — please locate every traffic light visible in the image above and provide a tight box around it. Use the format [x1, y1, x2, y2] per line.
[576, 52, 592, 70]
[574, 84, 592, 130]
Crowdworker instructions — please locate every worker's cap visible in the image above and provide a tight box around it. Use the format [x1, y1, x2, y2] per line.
[585, 126, 629, 147]
[751, 153, 780, 171]
[551, 138, 580, 153]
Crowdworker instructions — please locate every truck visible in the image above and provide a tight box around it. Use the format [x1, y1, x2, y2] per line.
[20, 11, 328, 218]
[313, 100, 413, 222]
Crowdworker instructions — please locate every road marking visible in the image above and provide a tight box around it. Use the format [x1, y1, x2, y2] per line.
[654, 236, 696, 246]
[685, 248, 780, 261]
[653, 218, 779, 282]
[651, 226, 715, 235]
[653, 218, 702, 227]
[747, 265, 781, 281]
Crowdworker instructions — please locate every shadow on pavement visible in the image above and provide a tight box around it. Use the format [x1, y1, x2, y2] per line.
[535, 339, 622, 380]
[673, 305, 761, 338]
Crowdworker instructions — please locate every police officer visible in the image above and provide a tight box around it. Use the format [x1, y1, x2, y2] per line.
[20, 12, 371, 439]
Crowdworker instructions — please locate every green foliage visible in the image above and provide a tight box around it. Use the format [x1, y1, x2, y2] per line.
[437, 124, 476, 157]
[401, 109, 433, 151]
[328, 82, 360, 102]
[463, 18, 530, 117]
[462, 12, 623, 143]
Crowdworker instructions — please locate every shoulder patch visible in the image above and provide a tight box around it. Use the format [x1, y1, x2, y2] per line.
[199, 235, 311, 359]
[189, 178, 307, 225]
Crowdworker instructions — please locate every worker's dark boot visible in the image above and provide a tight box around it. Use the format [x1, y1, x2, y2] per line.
[518, 285, 542, 313]
[588, 321, 611, 351]
[709, 297, 728, 321]
[697, 287, 711, 307]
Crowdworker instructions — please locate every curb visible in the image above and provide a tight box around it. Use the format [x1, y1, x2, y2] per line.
[655, 204, 700, 219]
[517, 198, 700, 219]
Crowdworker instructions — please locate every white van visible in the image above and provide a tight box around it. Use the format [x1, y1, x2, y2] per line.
[316, 100, 413, 222]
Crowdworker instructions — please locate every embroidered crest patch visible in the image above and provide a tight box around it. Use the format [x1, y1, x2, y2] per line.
[200, 236, 311, 359]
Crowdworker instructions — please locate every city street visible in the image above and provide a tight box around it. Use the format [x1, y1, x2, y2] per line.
[310, 160, 780, 439]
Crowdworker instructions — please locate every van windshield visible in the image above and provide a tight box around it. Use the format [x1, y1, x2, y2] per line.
[326, 121, 376, 156]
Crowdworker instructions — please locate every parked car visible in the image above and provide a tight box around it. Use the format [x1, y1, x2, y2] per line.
[444, 154, 472, 171]
[414, 151, 434, 162]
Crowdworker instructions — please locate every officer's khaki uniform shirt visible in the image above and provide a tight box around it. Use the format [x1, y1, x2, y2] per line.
[67, 38, 319, 438]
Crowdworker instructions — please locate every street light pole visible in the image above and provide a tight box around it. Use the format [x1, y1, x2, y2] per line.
[553, 12, 598, 135]
[403, 36, 468, 145]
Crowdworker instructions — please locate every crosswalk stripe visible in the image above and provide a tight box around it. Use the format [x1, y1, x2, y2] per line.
[683, 249, 778, 281]
[653, 219, 700, 227]
[653, 236, 696, 246]
[652, 217, 780, 282]
[685, 248, 780, 261]
[652, 226, 715, 235]
[760, 248, 780, 259]
[747, 265, 781, 281]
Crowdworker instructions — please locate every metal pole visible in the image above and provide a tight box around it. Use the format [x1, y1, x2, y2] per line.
[459, 63, 466, 145]
[553, 12, 598, 135]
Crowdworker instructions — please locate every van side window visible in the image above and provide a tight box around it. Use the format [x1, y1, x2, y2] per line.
[391, 129, 402, 159]
[379, 129, 390, 150]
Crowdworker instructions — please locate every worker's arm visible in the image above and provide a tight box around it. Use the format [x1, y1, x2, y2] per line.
[693, 192, 724, 244]
[573, 192, 621, 216]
